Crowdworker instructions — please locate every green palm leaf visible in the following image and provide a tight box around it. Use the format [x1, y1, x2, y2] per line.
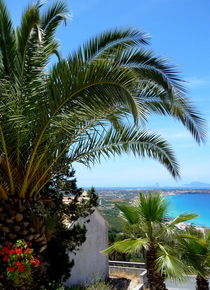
[0, 0, 16, 79]
[179, 229, 210, 278]
[71, 28, 150, 64]
[68, 127, 180, 178]
[138, 193, 169, 222]
[157, 244, 192, 280]
[115, 203, 139, 225]
[102, 238, 147, 254]
[169, 213, 198, 228]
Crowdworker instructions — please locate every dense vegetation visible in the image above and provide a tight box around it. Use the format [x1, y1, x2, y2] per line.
[39, 167, 97, 289]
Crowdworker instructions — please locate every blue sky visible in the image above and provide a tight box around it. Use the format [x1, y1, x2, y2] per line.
[9, 0, 210, 187]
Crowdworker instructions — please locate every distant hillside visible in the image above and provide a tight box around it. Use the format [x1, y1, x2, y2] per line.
[183, 181, 210, 188]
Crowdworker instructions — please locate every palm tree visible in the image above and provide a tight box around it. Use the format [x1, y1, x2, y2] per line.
[103, 193, 198, 289]
[180, 228, 210, 290]
[0, 0, 205, 251]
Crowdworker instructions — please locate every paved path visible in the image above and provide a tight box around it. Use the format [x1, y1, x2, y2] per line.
[166, 275, 209, 290]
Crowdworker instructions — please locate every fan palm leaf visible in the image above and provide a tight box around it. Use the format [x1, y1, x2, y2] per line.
[179, 228, 210, 289]
[103, 193, 198, 287]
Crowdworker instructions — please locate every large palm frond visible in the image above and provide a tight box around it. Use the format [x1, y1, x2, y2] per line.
[70, 28, 150, 64]
[26, 127, 179, 198]
[0, 0, 206, 199]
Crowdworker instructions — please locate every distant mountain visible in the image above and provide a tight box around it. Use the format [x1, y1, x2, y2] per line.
[183, 181, 210, 188]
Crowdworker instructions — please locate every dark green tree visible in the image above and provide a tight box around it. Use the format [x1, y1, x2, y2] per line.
[38, 165, 97, 288]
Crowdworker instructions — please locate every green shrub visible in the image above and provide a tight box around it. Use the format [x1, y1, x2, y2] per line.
[86, 280, 114, 290]
[66, 287, 82, 290]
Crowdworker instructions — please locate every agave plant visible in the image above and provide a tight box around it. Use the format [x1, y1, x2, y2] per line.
[103, 193, 198, 289]
[0, 0, 205, 255]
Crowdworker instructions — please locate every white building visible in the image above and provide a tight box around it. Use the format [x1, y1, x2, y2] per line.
[65, 208, 109, 287]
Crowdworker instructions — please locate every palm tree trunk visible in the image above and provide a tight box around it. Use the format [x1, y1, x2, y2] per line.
[0, 198, 47, 288]
[146, 242, 168, 290]
[0, 198, 47, 251]
[196, 274, 209, 290]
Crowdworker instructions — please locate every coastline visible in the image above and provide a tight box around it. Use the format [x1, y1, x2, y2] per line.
[160, 189, 210, 197]
[175, 222, 210, 231]
[97, 188, 210, 228]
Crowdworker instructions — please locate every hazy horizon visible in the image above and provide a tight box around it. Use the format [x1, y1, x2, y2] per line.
[83, 181, 210, 190]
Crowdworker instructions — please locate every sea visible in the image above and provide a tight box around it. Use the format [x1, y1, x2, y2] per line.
[166, 193, 210, 227]
[94, 187, 210, 227]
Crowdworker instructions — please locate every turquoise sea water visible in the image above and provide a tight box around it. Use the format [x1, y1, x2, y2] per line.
[166, 194, 210, 227]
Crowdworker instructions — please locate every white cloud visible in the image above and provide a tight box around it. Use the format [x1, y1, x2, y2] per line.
[167, 132, 192, 140]
[157, 129, 192, 140]
[187, 76, 210, 88]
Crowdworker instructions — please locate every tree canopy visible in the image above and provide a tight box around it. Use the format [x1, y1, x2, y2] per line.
[0, 0, 206, 199]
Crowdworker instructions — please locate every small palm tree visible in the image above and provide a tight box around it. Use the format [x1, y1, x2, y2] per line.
[180, 228, 210, 290]
[103, 193, 198, 290]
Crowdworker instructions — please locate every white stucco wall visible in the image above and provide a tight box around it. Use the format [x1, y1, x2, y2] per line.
[65, 208, 109, 287]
